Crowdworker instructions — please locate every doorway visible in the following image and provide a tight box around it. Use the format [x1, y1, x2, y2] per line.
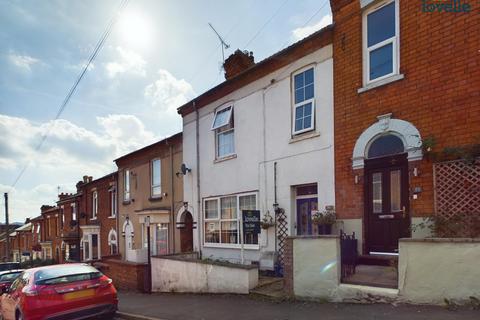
[364, 153, 410, 254]
[295, 184, 318, 236]
[124, 222, 133, 261]
[180, 211, 194, 252]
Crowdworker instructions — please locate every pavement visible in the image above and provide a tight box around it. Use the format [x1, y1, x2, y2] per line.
[116, 291, 480, 320]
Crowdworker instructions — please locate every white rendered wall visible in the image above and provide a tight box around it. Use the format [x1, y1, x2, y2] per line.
[182, 45, 335, 265]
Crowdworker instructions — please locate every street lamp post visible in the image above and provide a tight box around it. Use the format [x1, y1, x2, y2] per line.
[145, 216, 151, 294]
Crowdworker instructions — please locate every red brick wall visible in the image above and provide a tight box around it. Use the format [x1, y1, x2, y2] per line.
[283, 237, 294, 296]
[100, 258, 147, 292]
[331, 0, 480, 220]
[79, 174, 117, 259]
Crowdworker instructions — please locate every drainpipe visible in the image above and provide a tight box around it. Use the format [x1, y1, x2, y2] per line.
[194, 101, 202, 258]
[168, 140, 175, 253]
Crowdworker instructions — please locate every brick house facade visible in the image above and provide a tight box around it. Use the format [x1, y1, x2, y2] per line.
[76, 173, 118, 262]
[329, 0, 479, 254]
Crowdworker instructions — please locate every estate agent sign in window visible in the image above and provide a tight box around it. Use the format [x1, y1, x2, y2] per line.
[204, 193, 258, 246]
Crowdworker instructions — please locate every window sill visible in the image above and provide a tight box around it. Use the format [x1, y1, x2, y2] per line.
[358, 74, 404, 94]
[203, 243, 260, 250]
[122, 200, 131, 205]
[108, 216, 116, 219]
[149, 196, 163, 202]
[214, 154, 237, 164]
[89, 218, 97, 221]
[289, 131, 320, 144]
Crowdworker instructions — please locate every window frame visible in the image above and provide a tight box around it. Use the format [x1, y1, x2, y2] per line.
[212, 104, 235, 160]
[362, 0, 400, 85]
[203, 192, 259, 249]
[110, 188, 117, 218]
[292, 66, 316, 135]
[91, 191, 98, 220]
[151, 158, 162, 198]
[82, 233, 101, 261]
[211, 105, 233, 130]
[124, 169, 130, 201]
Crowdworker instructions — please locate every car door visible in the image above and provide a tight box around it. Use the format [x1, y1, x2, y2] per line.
[2, 275, 24, 320]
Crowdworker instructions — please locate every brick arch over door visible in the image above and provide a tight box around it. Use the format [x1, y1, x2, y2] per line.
[352, 113, 423, 169]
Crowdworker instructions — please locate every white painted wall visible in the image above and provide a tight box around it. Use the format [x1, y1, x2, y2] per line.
[398, 239, 480, 305]
[151, 256, 258, 294]
[293, 236, 340, 299]
[182, 45, 335, 267]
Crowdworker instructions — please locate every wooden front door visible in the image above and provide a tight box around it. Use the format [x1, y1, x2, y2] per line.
[365, 153, 410, 253]
[296, 198, 318, 235]
[180, 211, 194, 252]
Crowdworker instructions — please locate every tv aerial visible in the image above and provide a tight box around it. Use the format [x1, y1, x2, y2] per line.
[208, 23, 230, 65]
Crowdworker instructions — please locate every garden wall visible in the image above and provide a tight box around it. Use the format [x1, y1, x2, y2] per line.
[151, 254, 258, 294]
[398, 238, 480, 304]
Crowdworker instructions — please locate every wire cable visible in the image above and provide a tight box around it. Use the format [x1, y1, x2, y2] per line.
[7, 0, 130, 191]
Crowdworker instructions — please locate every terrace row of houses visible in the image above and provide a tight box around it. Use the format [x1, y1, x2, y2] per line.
[2, 1, 478, 287]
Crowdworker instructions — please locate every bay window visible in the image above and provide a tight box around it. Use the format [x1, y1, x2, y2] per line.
[363, 0, 399, 84]
[204, 193, 258, 246]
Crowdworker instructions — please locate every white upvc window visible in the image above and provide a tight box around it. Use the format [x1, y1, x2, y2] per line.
[124, 169, 130, 201]
[110, 188, 117, 217]
[71, 203, 77, 221]
[292, 66, 315, 135]
[211, 105, 235, 159]
[203, 192, 258, 247]
[363, 0, 400, 84]
[151, 159, 162, 197]
[92, 191, 98, 219]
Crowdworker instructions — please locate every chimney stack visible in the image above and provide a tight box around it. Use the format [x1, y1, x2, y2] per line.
[223, 50, 255, 80]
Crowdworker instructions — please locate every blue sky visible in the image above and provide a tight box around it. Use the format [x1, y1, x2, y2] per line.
[0, 0, 332, 223]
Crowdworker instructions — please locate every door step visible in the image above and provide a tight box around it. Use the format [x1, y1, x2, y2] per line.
[358, 254, 398, 266]
[250, 277, 286, 299]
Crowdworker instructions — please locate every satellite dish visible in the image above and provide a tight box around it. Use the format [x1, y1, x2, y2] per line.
[181, 163, 191, 175]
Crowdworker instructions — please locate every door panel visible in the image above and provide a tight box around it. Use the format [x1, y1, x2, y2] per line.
[365, 154, 410, 253]
[296, 198, 318, 236]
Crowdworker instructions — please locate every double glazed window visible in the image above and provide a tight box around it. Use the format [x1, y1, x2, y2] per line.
[151, 159, 161, 197]
[204, 193, 258, 246]
[82, 233, 100, 261]
[124, 169, 130, 201]
[110, 188, 117, 218]
[293, 67, 315, 135]
[211, 105, 235, 159]
[92, 191, 98, 219]
[142, 223, 169, 255]
[364, 0, 399, 83]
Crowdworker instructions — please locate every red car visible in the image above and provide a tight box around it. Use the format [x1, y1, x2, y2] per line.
[0, 264, 117, 320]
[0, 270, 24, 295]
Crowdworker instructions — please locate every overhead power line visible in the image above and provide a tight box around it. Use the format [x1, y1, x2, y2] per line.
[8, 0, 129, 191]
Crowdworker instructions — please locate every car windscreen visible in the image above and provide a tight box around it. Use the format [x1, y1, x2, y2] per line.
[0, 272, 21, 282]
[34, 265, 102, 285]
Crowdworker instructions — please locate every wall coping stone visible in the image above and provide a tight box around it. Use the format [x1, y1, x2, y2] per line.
[287, 235, 340, 240]
[152, 254, 258, 270]
[400, 237, 480, 243]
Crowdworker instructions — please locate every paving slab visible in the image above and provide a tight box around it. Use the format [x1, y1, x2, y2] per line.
[117, 291, 480, 320]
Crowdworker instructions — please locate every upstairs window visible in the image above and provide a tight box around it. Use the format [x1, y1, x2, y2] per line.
[211, 105, 235, 159]
[71, 203, 77, 221]
[151, 159, 161, 197]
[292, 67, 315, 135]
[124, 169, 130, 201]
[364, 0, 399, 83]
[92, 191, 98, 219]
[110, 188, 117, 217]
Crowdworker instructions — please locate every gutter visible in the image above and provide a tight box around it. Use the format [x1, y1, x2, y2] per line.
[194, 101, 202, 258]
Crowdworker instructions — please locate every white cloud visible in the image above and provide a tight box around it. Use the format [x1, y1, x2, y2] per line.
[8, 53, 40, 71]
[0, 114, 158, 222]
[292, 14, 333, 41]
[105, 46, 146, 78]
[144, 69, 195, 115]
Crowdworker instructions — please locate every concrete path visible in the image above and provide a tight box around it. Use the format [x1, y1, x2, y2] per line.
[117, 291, 479, 320]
